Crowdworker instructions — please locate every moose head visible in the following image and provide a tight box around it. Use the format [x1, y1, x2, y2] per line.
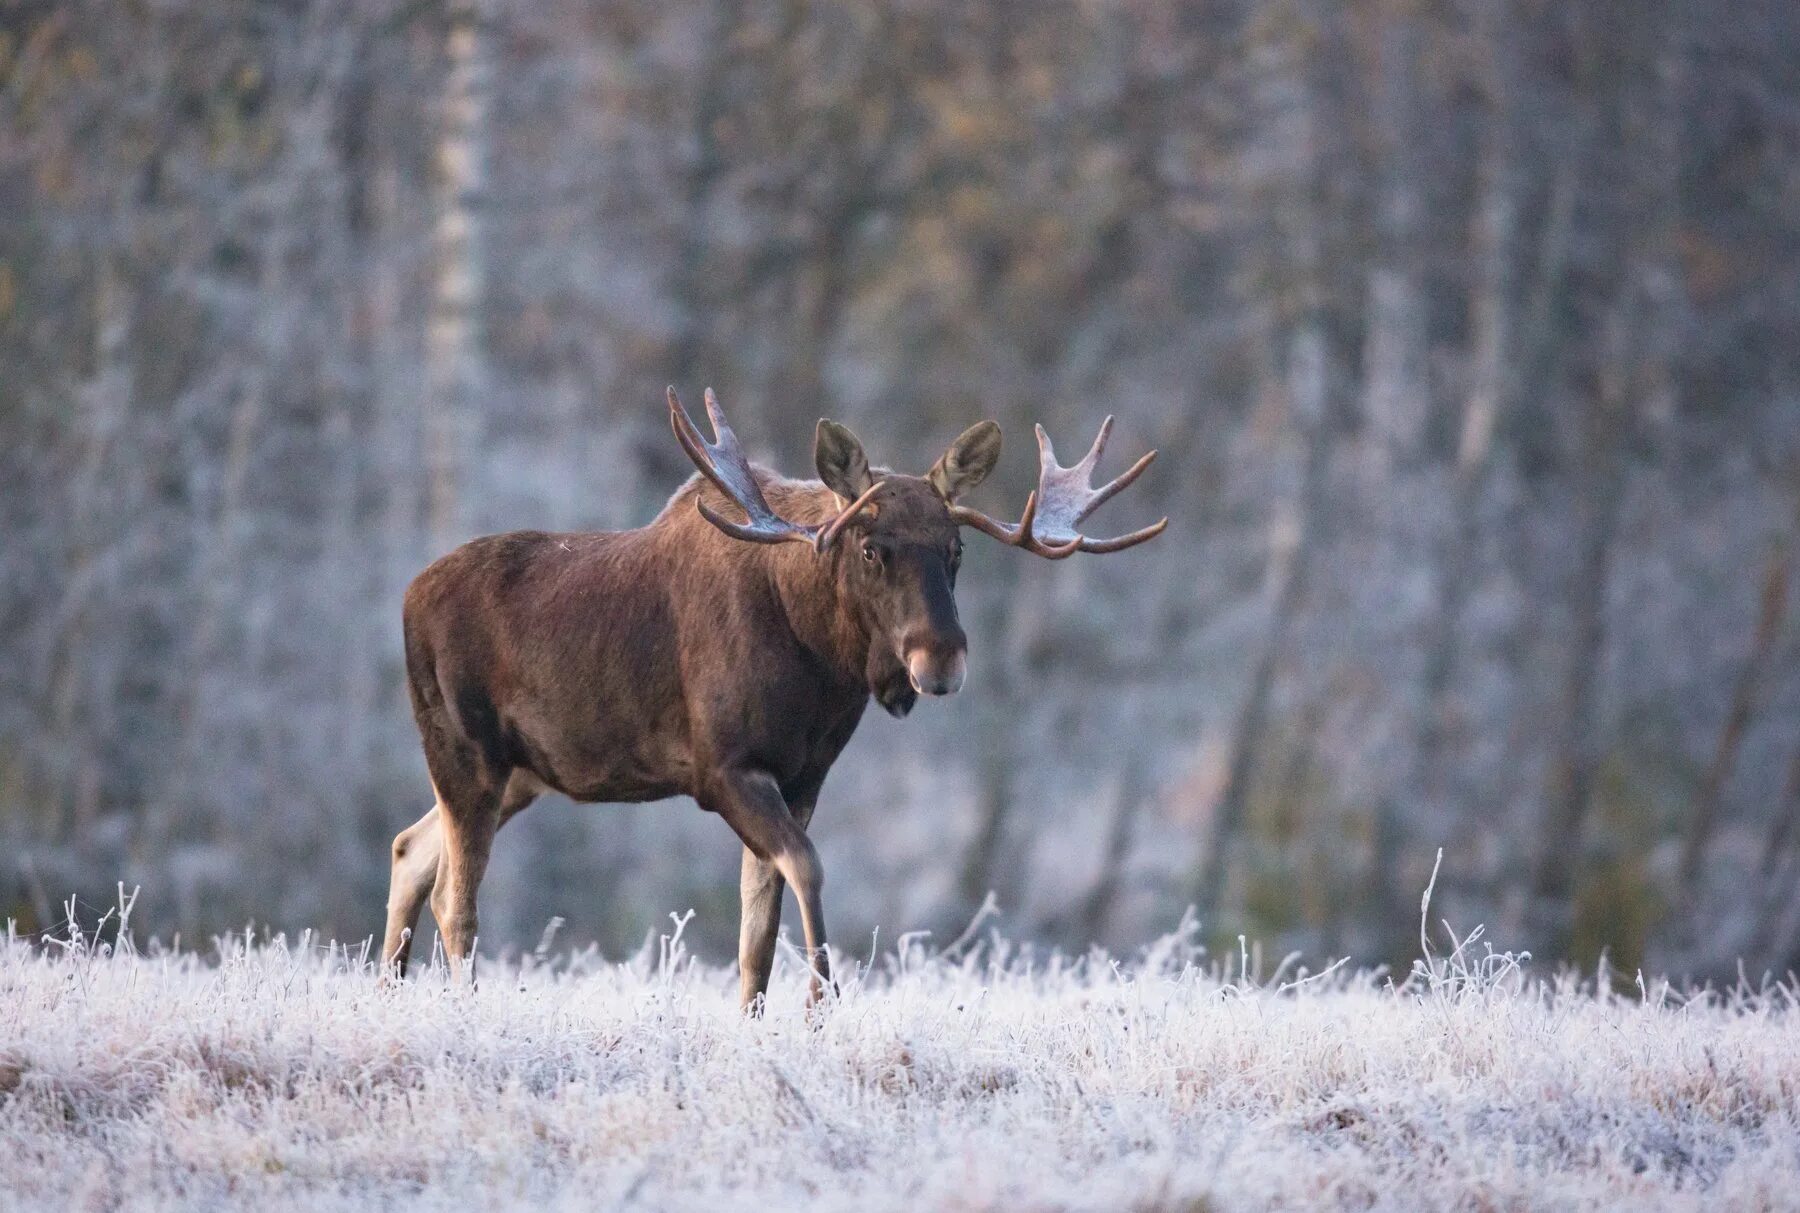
[669, 387, 1167, 717]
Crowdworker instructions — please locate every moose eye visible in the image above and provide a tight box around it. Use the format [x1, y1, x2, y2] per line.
[861, 542, 881, 565]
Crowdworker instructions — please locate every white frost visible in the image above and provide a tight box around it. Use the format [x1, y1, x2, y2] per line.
[1, 908, 1796, 1211]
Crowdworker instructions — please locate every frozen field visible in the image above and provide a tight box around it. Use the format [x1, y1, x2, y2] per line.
[2, 900, 1797, 1212]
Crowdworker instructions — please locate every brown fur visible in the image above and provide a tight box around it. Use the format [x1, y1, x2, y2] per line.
[383, 467, 973, 1009]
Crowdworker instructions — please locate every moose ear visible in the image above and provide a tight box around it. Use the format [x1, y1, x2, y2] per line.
[927, 421, 1002, 502]
[814, 419, 875, 503]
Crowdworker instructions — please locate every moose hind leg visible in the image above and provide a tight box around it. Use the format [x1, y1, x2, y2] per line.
[422, 743, 519, 984]
[383, 803, 444, 977]
[383, 771, 542, 979]
[429, 792, 499, 983]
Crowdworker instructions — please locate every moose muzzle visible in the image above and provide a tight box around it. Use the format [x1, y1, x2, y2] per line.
[905, 646, 967, 697]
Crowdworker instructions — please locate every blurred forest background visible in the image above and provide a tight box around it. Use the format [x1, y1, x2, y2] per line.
[3, 0, 1799, 979]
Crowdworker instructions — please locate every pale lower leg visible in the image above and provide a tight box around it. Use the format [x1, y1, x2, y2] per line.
[771, 839, 830, 1004]
[384, 772, 540, 979]
[383, 803, 443, 976]
[738, 848, 785, 1011]
[712, 771, 832, 1008]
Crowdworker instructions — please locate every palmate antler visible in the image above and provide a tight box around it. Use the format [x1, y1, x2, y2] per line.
[951, 416, 1167, 558]
[669, 387, 881, 552]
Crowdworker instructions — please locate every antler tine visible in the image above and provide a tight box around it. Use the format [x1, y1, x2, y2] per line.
[1065, 413, 1114, 475]
[956, 416, 1166, 558]
[1066, 516, 1169, 553]
[813, 481, 886, 553]
[668, 387, 726, 496]
[702, 386, 730, 435]
[668, 385, 885, 551]
[953, 488, 1058, 551]
[950, 487, 1084, 559]
[668, 386, 817, 546]
[1080, 447, 1157, 524]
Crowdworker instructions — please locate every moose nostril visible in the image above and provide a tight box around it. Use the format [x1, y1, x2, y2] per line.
[906, 648, 967, 697]
[905, 650, 930, 693]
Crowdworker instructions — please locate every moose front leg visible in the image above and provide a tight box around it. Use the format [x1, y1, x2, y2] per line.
[711, 771, 831, 1008]
[737, 851, 783, 1012]
[737, 794, 817, 1013]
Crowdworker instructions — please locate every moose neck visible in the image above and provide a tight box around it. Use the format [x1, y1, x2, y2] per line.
[764, 542, 874, 695]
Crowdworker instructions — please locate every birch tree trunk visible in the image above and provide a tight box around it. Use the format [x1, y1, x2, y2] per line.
[1751, 739, 1800, 969]
[1070, 760, 1149, 945]
[1359, 3, 1430, 470]
[1379, 0, 1524, 938]
[1523, 344, 1630, 957]
[1349, 2, 1440, 953]
[1678, 536, 1791, 896]
[49, 250, 135, 851]
[1523, 0, 1683, 962]
[423, 0, 493, 548]
[1196, 0, 1345, 929]
[955, 577, 1026, 915]
[1197, 326, 1331, 927]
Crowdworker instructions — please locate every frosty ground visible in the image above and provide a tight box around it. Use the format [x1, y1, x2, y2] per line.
[2, 905, 1797, 1212]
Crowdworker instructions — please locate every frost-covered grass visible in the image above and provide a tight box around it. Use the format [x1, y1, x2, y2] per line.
[3, 899, 1798, 1212]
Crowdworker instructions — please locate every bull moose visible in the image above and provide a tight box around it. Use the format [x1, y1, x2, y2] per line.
[382, 388, 1165, 1008]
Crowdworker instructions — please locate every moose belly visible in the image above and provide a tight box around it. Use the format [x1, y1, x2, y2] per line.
[519, 745, 685, 805]
[501, 705, 692, 806]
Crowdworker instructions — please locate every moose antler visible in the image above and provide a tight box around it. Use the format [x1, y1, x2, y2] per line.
[951, 416, 1167, 559]
[669, 386, 881, 552]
